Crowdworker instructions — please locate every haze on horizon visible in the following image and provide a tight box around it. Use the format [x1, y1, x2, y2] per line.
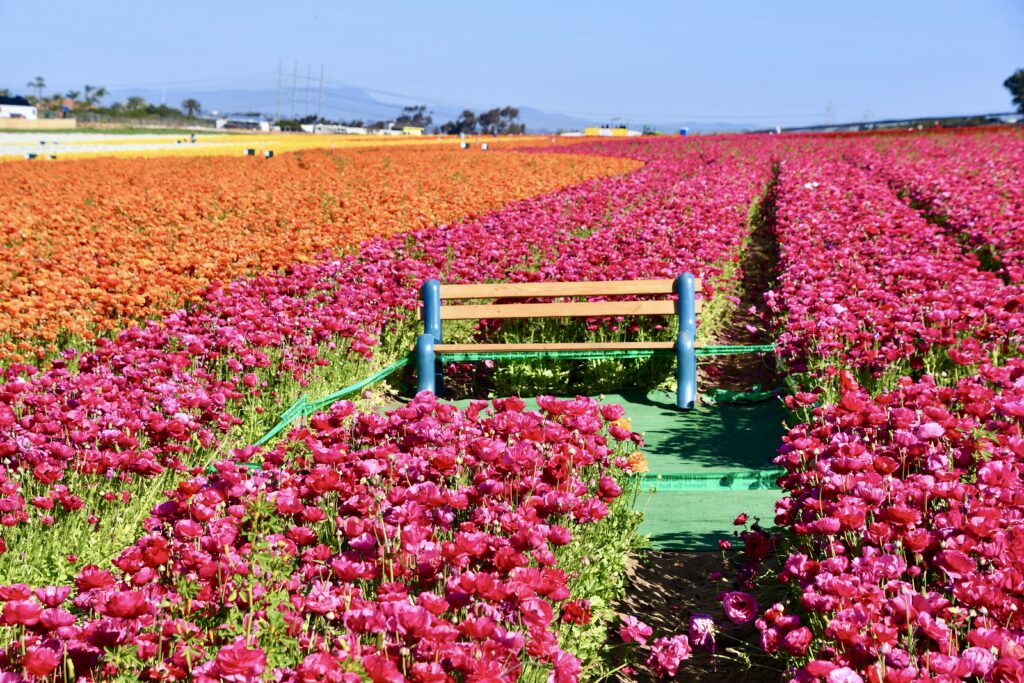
[3, 0, 1023, 128]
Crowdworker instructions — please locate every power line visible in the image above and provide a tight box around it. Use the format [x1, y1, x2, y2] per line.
[305, 64, 312, 117]
[317, 64, 324, 121]
[290, 62, 297, 118]
[275, 59, 282, 120]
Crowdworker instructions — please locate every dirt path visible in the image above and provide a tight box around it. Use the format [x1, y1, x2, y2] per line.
[699, 175, 782, 393]
[613, 551, 784, 682]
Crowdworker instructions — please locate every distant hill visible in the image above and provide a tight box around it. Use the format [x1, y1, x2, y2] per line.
[110, 84, 753, 134]
[108, 84, 751, 134]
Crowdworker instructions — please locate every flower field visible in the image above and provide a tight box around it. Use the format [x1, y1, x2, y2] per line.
[0, 145, 636, 362]
[1, 127, 1023, 681]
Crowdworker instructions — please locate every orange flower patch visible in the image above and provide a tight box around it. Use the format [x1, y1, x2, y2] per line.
[0, 146, 639, 362]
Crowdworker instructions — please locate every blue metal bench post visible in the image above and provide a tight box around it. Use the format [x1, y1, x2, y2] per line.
[675, 273, 697, 410]
[416, 279, 443, 395]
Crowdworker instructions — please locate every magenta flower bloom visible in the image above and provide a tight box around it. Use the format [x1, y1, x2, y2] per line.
[645, 634, 692, 678]
[22, 646, 61, 677]
[827, 667, 864, 683]
[2, 599, 42, 626]
[548, 649, 582, 683]
[721, 591, 759, 624]
[619, 615, 653, 645]
[215, 638, 267, 683]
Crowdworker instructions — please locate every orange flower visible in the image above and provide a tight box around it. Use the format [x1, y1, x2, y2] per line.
[627, 451, 649, 474]
[610, 417, 632, 432]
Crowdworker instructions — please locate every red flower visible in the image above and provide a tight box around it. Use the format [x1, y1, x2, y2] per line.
[560, 599, 591, 626]
[22, 646, 61, 677]
[3, 599, 43, 625]
[105, 590, 149, 618]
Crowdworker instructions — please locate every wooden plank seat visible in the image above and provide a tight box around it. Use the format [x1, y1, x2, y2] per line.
[414, 274, 702, 409]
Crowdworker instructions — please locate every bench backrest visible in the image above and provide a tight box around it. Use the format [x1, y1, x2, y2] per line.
[421, 277, 702, 322]
[415, 273, 701, 409]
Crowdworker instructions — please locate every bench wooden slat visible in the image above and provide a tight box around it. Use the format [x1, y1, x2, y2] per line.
[433, 341, 678, 352]
[437, 300, 683, 321]
[440, 278, 698, 300]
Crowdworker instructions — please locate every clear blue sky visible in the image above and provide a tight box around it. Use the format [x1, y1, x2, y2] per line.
[3, 0, 1022, 125]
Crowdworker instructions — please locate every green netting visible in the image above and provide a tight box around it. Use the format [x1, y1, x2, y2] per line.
[436, 344, 775, 363]
[304, 357, 411, 413]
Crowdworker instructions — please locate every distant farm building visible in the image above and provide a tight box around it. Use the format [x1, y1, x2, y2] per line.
[301, 123, 368, 135]
[0, 96, 38, 119]
[583, 126, 641, 137]
[401, 126, 424, 136]
[216, 117, 271, 132]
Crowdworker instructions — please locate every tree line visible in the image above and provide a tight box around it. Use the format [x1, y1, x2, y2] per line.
[280, 104, 526, 134]
[5, 77, 202, 120]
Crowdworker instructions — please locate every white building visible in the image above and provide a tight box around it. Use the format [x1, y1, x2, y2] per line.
[0, 96, 37, 119]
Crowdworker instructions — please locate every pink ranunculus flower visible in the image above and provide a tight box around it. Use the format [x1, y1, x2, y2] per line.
[721, 591, 759, 624]
[688, 613, 717, 652]
[215, 638, 267, 682]
[619, 615, 653, 645]
[646, 635, 692, 678]
[548, 649, 582, 683]
[782, 626, 812, 656]
[298, 651, 349, 683]
[961, 647, 996, 676]
[916, 422, 946, 440]
[827, 667, 864, 683]
[22, 646, 61, 677]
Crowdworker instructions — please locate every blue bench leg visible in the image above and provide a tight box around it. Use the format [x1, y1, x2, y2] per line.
[676, 333, 696, 410]
[416, 334, 436, 395]
[676, 272, 697, 410]
[420, 279, 444, 397]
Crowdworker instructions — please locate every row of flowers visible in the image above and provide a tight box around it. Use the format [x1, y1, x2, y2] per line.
[0, 393, 648, 681]
[757, 130, 1024, 681]
[767, 151, 1024, 390]
[849, 129, 1024, 283]
[770, 362, 1024, 681]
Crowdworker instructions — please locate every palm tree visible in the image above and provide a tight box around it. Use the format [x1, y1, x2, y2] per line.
[82, 84, 107, 105]
[181, 98, 201, 117]
[27, 76, 46, 100]
[126, 96, 147, 111]
[65, 90, 80, 101]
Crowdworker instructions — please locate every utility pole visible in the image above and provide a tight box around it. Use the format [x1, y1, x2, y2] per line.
[318, 64, 325, 122]
[276, 59, 282, 120]
[304, 64, 312, 118]
[291, 61, 298, 118]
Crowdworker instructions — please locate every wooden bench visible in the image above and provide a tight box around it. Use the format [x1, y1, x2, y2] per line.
[414, 274, 701, 409]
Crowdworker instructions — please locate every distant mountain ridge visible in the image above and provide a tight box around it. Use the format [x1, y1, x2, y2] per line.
[110, 84, 751, 133]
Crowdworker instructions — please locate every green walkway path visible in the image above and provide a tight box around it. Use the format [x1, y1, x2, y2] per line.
[454, 389, 786, 552]
[621, 390, 785, 551]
